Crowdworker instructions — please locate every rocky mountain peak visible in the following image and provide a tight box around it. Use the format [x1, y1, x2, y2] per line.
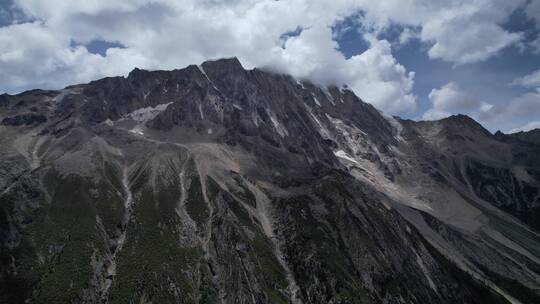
[496, 128, 540, 146]
[201, 56, 245, 73]
[440, 114, 492, 136]
[126, 67, 154, 81]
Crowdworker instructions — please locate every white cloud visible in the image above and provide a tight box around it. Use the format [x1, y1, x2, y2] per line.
[511, 69, 540, 88]
[486, 90, 540, 132]
[423, 21, 521, 64]
[423, 82, 540, 132]
[0, 0, 419, 115]
[346, 35, 416, 114]
[269, 29, 416, 114]
[0, 21, 150, 92]
[524, 0, 540, 53]
[486, 89, 540, 123]
[398, 27, 420, 45]
[422, 82, 491, 120]
[506, 121, 540, 134]
[526, 0, 540, 23]
[420, 1, 523, 64]
[0, 0, 530, 116]
[354, 0, 525, 64]
[530, 37, 540, 53]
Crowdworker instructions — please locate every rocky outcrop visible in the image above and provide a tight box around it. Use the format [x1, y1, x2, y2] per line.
[1, 113, 47, 126]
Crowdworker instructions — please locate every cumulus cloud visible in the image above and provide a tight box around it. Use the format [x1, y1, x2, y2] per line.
[0, 21, 149, 91]
[526, 0, 540, 22]
[423, 82, 540, 133]
[0, 0, 530, 116]
[355, 0, 525, 64]
[420, 2, 522, 64]
[506, 121, 540, 134]
[498, 69, 540, 132]
[422, 82, 492, 120]
[0, 0, 420, 115]
[511, 69, 540, 88]
[346, 35, 416, 114]
[530, 37, 540, 53]
[269, 29, 416, 113]
[481, 90, 540, 132]
[483, 89, 540, 130]
[524, 0, 540, 53]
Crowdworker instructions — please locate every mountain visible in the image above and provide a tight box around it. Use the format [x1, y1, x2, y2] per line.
[1, 57, 540, 304]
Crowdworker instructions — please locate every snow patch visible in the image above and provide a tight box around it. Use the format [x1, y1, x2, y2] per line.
[321, 87, 335, 105]
[296, 79, 305, 89]
[53, 89, 75, 104]
[252, 111, 260, 127]
[306, 105, 331, 139]
[49, 88, 83, 110]
[124, 102, 172, 124]
[380, 111, 405, 142]
[122, 103, 172, 137]
[129, 126, 144, 136]
[197, 65, 208, 78]
[328, 115, 433, 212]
[198, 64, 223, 94]
[413, 249, 439, 294]
[198, 103, 205, 120]
[265, 109, 288, 138]
[334, 150, 359, 164]
[311, 94, 321, 107]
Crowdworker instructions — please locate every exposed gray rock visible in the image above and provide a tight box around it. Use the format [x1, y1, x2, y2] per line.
[1, 58, 539, 304]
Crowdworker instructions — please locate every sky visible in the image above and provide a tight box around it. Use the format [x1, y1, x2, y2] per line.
[1, 0, 540, 133]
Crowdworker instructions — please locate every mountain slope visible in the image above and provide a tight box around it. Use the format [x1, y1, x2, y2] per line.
[1, 58, 540, 303]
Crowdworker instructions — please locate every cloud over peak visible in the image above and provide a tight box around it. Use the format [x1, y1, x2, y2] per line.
[0, 0, 536, 120]
[511, 69, 540, 88]
[422, 82, 492, 121]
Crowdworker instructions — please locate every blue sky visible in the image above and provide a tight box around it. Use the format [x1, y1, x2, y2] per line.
[1, 0, 540, 132]
[333, 8, 540, 126]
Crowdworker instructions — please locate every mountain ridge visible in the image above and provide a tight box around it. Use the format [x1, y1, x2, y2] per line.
[1, 57, 540, 304]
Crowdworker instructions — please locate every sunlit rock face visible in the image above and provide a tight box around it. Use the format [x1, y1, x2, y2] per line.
[1, 58, 540, 304]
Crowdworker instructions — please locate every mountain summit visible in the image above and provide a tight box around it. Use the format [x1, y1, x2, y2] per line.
[1, 58, 540, 304]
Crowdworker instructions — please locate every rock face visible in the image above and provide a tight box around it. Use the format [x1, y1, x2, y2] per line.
[1, 113, 47, 126]
[1, 58, 540, 304]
